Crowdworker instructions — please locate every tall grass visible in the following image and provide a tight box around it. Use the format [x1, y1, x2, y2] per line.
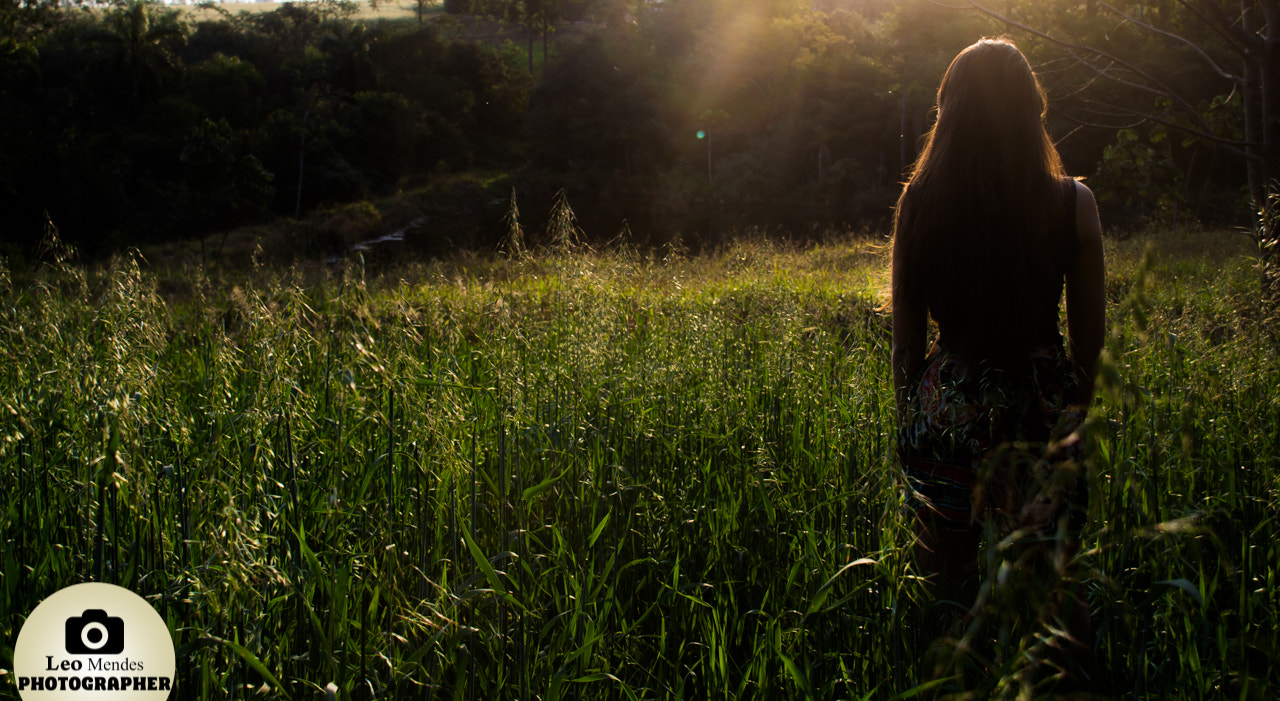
[0, 227, 1276, 699]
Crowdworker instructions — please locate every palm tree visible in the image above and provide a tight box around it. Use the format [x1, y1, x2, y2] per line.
[94, 0, 187, 109]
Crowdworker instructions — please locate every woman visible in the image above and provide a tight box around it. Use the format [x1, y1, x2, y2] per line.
[891, 38, 1105, 679]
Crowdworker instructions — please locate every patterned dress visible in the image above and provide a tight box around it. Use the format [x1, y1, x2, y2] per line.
[897, 341, 1089, 535]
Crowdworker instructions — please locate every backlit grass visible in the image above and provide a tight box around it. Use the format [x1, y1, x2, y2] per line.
[0, 227, 1276, 699]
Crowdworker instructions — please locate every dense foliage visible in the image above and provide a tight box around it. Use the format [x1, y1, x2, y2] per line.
[0, 0, 1262, 255]
[0, 0, 534, 254]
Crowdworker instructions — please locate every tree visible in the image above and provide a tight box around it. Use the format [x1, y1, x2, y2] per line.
[467, 0, 560, 74]
[523, 0, 558, 73]
[94, 0, 188, 109]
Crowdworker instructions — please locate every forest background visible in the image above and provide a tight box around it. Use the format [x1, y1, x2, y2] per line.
[0, 0, 1260, 260]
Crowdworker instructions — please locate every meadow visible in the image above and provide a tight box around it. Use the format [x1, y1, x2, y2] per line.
[0, 224, 1277, 699]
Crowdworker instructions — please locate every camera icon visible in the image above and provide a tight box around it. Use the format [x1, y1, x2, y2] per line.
[65, 609, 125, 654]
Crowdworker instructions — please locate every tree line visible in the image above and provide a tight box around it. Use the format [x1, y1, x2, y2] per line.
[0, 0, 1265, 257]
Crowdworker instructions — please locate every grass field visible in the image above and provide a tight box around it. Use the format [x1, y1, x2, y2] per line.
[0, 225, 1277, 699]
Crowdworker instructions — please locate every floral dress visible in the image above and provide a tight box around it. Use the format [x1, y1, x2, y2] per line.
[897, 339, 1089, 536]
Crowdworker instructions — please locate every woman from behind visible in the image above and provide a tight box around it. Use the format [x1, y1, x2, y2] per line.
[891, 37, 1106, 689]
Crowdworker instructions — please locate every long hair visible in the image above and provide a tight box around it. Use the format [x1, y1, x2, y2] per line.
[893, 38, 1069, 367]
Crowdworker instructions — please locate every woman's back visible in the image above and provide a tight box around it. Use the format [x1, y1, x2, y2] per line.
[898, 176, 1079, 369]
[890, 38, 1106, 687]
[891, 38, 1074, 372]
[890, 37, 1106, 525]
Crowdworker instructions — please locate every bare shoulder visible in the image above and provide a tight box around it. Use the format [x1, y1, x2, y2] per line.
[1072, 179, 1103, 246]
[1072, 179, 1098, 211]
